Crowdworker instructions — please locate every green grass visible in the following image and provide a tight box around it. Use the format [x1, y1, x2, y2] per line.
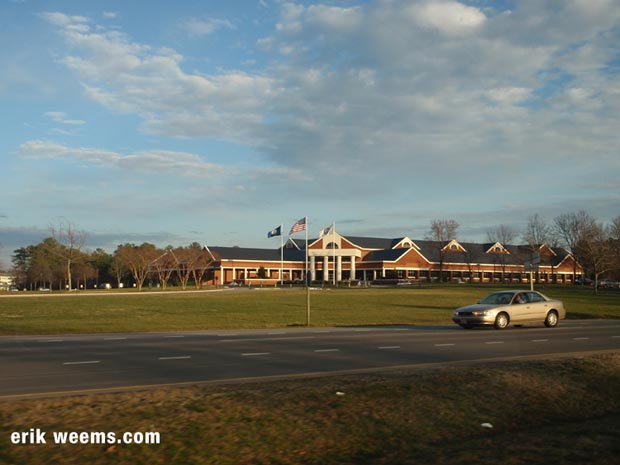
[1, 285, 619, 335]
[1, 353, 619, 465]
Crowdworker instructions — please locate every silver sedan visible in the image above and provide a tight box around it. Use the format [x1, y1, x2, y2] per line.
[452, 290, 566, 330]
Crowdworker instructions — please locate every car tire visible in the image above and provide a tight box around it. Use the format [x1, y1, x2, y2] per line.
[544, 310, 559, 328]
[494, 312, 509, 330]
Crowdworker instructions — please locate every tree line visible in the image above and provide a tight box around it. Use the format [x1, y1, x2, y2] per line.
[7, 210, 620, 291]
[11, 223, 213, 291]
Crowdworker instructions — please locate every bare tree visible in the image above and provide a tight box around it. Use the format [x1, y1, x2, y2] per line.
[553, 211, 596, 282]
[576, 222, 615, 293]
[151, 247, 176, 289]
[486, 224, 518, 245]
[114, 243, 160, 291]
[49, 221, 86, 290]
[523, 214, 553, 249]
[171, 246, 201, 290]
[426, 219, 459, 282]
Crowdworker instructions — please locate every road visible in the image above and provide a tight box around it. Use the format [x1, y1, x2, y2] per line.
[1, 320, 619, 399]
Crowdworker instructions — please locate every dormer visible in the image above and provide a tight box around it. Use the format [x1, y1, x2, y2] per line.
[393, 237, 420, 250]
[442, 239, 466, 253]
[486, 242, 510, 254]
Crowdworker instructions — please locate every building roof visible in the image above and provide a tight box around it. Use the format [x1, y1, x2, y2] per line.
[207, 236, 573, 267]
[207, 246, 305, 262]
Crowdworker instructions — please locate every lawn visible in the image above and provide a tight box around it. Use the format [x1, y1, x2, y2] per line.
[1, 285, 619, 335]
[1, 353, 619, 465]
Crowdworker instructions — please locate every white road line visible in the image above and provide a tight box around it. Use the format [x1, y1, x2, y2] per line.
[312, 330, 331, 333]
[612, 336, 620, 339]
[267, 332, 287, 335]
[434, 343, 456, 347]
[392, 328, 409, 331]
[573, 337, 589, 341]
[164, 335, 185, 338]
[158, 356, 192, 360]
[241, 352, 270, 356]
[378, 346, 400, 350]
[63, 360, 100, 365]
[103, 337, 127, 341]
[217, 333, 240, 337]
[314, 349, 340, 353]
[38, 339, 63, 343]
[354, 329, 373, 332]
[532, 339, 549, 342]
[219, 336, 315, 343]
[485, 341, 505, 345]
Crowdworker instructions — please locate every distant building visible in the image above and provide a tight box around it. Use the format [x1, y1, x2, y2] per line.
[0, 272, 14, 290]
[203, 231, 581, 285]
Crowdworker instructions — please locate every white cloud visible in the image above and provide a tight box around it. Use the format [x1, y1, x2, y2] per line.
[181, 17, 235, 36]
[18, 140, 225, 178]
[44, 111, 86, 125]
[39, 1, 620, 209]
[409, 1, 486, 36]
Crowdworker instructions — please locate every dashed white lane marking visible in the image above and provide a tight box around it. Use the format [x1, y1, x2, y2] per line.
[314, 349, 340, 353]
[217, 333, 240, 337]
[158, 356, 192, 360]
[532, 339, 549, 342]
[63, 360, 100, 365]
[242, 352, 271, 356]
[573, 337, 589, 341]
[164, 335, 185, 338]
[104, 337, 127, 341]
[378, 346, 400, 350]
[267, 332, 287, 335]
[38, 339, 63, 343]
[485, 341, 505, 345]
[434, 343, 456, 347]
[219, 336, 316, 343]
[612, 336, 620, 339]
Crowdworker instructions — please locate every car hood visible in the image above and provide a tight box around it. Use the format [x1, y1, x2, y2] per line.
[455, 304, 498, 313]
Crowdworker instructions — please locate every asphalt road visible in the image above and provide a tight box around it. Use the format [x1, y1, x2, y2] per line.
[1, 320, 619, 399]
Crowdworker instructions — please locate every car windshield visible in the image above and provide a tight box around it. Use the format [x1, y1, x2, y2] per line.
[479, 292, 514, 305]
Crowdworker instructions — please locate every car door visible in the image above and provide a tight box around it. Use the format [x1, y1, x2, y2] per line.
[525, 292, 548, 322]
[509, 292, 529, 323]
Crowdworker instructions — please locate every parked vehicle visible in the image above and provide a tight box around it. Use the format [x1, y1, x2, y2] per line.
[452, 290, 566, 330]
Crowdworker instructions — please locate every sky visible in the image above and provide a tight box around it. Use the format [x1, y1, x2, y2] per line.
[1, 0, 619, 267]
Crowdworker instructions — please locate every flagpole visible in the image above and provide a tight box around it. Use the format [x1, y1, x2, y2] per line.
[280, 224, 283, 286]
[332, 221, 336, 286]
[305, 216, 310, 326]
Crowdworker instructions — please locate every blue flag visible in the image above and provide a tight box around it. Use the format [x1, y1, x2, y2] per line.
[267, 225, 282, 238]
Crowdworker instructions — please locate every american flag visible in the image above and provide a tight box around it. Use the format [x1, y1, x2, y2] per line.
[289, 217, 307, 235]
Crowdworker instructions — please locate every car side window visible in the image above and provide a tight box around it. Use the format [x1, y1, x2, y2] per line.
[527, 292, 543, 303]
[513, 293, 527, 304]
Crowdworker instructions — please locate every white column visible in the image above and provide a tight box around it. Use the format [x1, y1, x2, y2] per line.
[336, 255, 342, 282]
[350, 256, 356, 281]
[323, 256, 329, 282]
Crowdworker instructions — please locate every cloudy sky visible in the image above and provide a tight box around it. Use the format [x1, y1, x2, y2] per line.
[1, 0, 619, 266]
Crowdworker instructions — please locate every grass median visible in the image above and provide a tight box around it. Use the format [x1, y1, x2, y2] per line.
[1, 353, 619, 465]
[1, 285, 619, 335]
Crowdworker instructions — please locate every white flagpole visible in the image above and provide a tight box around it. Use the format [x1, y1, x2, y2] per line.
[306, 216, 310, 326]
[280, 224, 283, 286]
[332, 221, 336, 286]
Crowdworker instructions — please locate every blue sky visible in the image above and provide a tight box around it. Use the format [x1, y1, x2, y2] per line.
[1, 0, 619, 267]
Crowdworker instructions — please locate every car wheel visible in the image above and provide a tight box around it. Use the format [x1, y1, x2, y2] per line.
[544, 310, 559, 328]
[494, 312, 509, 330]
